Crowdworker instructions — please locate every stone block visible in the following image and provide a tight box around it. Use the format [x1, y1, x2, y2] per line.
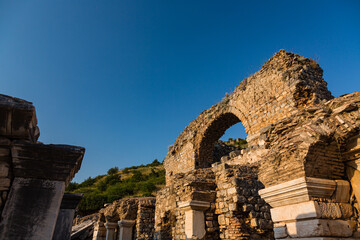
[334, 180, 350, 202]
[259, 177, 336, 208]
[274, 226, 287, 239]
[0, 162, 9, 177]
[271, 201, 318, 222]
[286, 219, 354, 238]
[0, 178, 65, 240]
[0, 177, 10, 191]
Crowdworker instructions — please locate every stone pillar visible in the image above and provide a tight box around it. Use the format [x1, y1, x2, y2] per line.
[105, 222, 118, 240]
[178, 200, 210, 240]
[93, 222, 107, 240]
[259, 177, 354, 239]
[52, 193, 83, 240]
[118, 220, 135, 240]
[0, 142, 84, 240]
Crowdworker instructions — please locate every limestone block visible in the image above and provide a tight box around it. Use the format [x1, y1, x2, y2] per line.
[271, 200, 353, 224]
[0, 162, 9, 177]
[52, 193, 83, 240]
[316, 202, 342, 219]
[334, 180, 350, 202]
[346, 167, 360, 203]
[118, 220, 135, 240]
[52, 209, 76, 240]
[259, 177, 336, 207]
[105, 222, 118, 240]
[0, 94, 38, 140]
[178, 200, 209, 239]
[0, 177, 10, 191]
[339, 203, 353, 218]
[184, 210, 206, 240]
[270, 201, 319, 223]
[274, 226, 287, 239]
[286, 219, 354, 238]
[0, 178, 65, 240]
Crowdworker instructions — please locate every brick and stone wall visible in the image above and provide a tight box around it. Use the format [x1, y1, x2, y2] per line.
[91, 197, 156, 240]
[159, 50, 360, 239]
[164, 50, 333, 184]
[213, 163, 273, 240]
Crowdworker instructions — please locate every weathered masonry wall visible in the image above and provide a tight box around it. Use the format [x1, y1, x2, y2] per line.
[154, 165, 273, 239]
[0, 94, 84, 240]
[91, 197, 156, 240]
[164, 50, 333, 183]
[160, 50, 360, 239]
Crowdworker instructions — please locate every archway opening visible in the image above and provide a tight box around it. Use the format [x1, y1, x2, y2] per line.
[197, 113, 247, 168]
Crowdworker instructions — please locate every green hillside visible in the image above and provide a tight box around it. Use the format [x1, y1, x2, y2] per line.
[66, 160, 165, 216]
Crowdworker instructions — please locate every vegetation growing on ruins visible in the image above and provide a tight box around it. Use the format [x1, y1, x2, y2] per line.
[67, 139, 245, 216]
[224, 138, 248, 148]
[66, 159, 165, 215]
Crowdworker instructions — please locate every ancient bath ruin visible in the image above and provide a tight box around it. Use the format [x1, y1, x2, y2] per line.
[1, 50, 360, 239]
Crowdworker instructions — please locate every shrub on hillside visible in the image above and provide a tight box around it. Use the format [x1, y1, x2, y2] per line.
[66, 182, 79, 191]
[77, 192, 107, 215]
[106, 182, 135, 202]
[107, 167, 119, 175]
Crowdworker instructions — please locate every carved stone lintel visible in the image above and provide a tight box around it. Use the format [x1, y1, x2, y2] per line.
[178, 200, 210, 211]
[259, 177, 336, 207]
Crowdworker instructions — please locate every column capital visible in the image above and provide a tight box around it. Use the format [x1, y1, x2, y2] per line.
[11, 141, 85, 184]
[178, 200, 210, 211]
[105, 222, 118, 229]
[60, 193, 83, 209]
[118, 220, 135, 228]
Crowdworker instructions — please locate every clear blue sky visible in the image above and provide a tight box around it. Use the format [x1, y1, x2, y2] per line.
[1, 1, 359, 182]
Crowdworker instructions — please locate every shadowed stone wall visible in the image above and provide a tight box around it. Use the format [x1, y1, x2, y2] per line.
[0, 94, 85, 240]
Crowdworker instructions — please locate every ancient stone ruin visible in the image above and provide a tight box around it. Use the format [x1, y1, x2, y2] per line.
[88, 50, 360, 240]
[2, 49, 360, 239]
[0, 94, 85, 239]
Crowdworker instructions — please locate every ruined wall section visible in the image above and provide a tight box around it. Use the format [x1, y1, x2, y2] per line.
[155, 169, 218, 240]
[213, 163, 273, 240]
[165, 50, 333, 184]
[92, 197, 156, 240]
[259, 91, 360, 187]
[135, 198, 156, 239]
[0, 95, 39, 217]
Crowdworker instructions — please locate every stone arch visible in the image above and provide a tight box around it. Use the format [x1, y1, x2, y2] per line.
[164, 50, 334, 185]
[195, 112, 242, 168]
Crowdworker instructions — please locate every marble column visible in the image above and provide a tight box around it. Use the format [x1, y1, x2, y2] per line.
[105, 222, 118, 240]
[178, 200, 210, 240]
[118, 220, 135, 240]
[0, 142, 84, 240]
[52, 193, 83, 240]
